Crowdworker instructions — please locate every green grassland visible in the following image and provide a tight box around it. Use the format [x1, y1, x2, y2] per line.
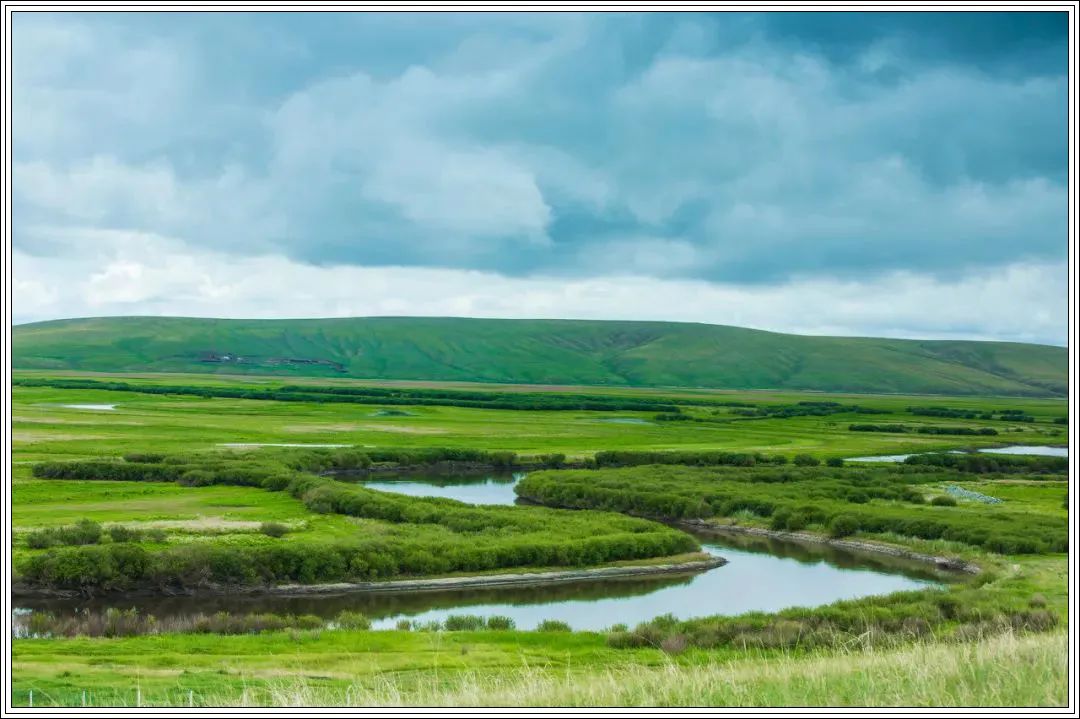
[12, 315, 1068, 395]
[11, 374, 1067, 465]
[7, 371, 1072, 707]
[11, 631, 1066, 707]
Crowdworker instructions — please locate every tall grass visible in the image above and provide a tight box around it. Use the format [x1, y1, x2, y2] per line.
[11, 631, 1066, 707]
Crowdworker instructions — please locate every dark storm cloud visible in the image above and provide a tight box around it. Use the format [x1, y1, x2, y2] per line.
[12, 10, 1069, 284]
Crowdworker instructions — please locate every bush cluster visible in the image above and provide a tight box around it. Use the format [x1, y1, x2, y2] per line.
[591, 450, 789, 469]
[21, 456, 698, 592]
[849, 424, 998, 436]
[605, 586, 1059, 652]
[24, 520, 167, 549]
[12, 378, 685, 413]
[516, 465, 1067, 554]
[732, 402, 891, 420]
[902, 453, 1067, 474]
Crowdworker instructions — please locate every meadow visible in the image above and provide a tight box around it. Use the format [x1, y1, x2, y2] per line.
[7, 371, 1071, 707]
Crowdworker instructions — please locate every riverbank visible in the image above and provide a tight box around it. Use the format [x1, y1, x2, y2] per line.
[678, 520, 981, 574]
[12, 555, 727, 600]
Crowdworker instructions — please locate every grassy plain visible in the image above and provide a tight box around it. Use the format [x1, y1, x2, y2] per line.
[7, 371, 1072, 707]
[11, 631, 1066, 707]
[11, 372, 1067, 464]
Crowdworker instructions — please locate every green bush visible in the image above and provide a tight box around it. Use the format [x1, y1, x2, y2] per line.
[107, 525, 141, 543]
[24, 531, 57, 549]
[259, 522, 289, 538]
[516, 465, 1066, 554]
[486, 615, 516, 630]
[536, 619, 572, 632]
[444, 614, 487, 631]
[335, 611, 372, 630]
[828, 514, 859, 538]
[793, 454, 820, 467]
[931, 495, 958, 507]
[21, 457, 699, 591]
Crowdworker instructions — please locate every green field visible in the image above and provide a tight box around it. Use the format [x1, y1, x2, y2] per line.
[12, 631, 1066, 707]
[7, 370, 1071, 707]
[12, 315, 1068, 395]
[11, 373, 1067, 464]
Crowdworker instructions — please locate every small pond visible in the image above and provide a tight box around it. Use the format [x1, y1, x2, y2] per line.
[848, 445, 1068, 463]
[361, 472, 525, 505]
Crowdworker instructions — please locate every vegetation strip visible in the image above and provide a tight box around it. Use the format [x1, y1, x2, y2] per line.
[18, 451, 699, 593]
[516, 465, 1067, 554]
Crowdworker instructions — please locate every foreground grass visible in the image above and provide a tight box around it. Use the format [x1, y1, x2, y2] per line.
[12, 631, 1066, 707]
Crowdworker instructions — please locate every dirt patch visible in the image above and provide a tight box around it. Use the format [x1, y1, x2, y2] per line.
[119, 518, 269, 531]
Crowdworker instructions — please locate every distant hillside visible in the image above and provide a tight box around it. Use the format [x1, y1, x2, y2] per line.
[11, 316, 1068, 396]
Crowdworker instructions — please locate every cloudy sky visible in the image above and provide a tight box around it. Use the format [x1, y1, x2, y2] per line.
[11, 11, 1069, 344]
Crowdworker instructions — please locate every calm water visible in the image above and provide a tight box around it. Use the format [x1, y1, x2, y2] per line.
[15, 473, 944, 632]
[361, 472, 525, 505]
[848, 445, 1068, 462]
[14, 530, 941, 632]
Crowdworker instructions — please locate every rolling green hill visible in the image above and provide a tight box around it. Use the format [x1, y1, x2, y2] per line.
[11, 316, 1068, 396]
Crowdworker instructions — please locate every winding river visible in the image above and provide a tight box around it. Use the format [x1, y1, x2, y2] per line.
[15, 472, 945, 632]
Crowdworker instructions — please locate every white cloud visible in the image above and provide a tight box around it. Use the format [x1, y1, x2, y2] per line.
[12, 232, 1067, 346]
[361, 140, 552, 240]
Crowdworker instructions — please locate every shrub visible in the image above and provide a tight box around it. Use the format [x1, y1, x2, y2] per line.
[107, 525, 141, 543]
[259, 522, 289, 538]
[538, 453, 566, 469]
[179, 470, 215, 487]
[931, 496, 957, 507]
[335, 611, 372, 630]
[24, 530, 56, 549]
[444, 614, 487, 631]
[123, 452, 167, 463]
[826, 457, 845, 467]
[485, 615, 516, 631]
[828, 514, 860, 538]
[793, 454, 820, 467]
[536, 619, 572, 632]
[57, 519, 103, 546]
[660, 634, 689, 655]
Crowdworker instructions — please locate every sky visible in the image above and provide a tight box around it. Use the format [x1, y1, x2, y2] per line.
[10, 11, 1070, 345]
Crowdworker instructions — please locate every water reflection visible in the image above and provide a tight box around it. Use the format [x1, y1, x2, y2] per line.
[359, 472, 524, 505]
[15, 529, 944, 632]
